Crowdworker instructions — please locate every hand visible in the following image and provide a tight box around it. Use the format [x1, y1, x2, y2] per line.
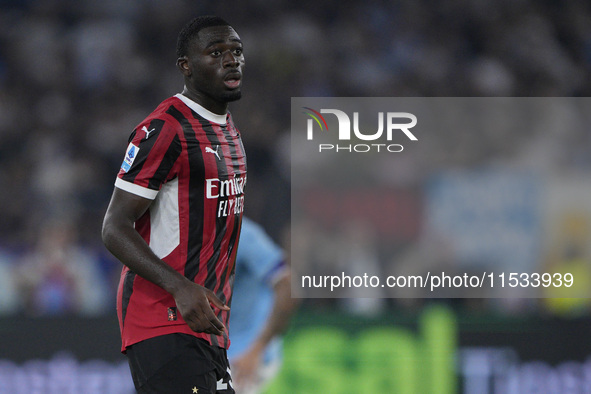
[172, 281, 230, 335]
[232, 343, 263, 390]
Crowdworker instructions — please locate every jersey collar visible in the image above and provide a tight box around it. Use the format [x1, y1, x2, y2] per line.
[175, 93, 227, 125]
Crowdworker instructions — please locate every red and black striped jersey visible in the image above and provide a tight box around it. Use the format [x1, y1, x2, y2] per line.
[114, 94, 246, 352]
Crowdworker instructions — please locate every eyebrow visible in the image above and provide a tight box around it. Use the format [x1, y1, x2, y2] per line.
[205, 38, 243, 48]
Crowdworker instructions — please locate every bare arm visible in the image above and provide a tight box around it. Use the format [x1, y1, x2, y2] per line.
[101, 187, 229, 335]
[249, 270, 299, 353]
[232, 268, 299, 385]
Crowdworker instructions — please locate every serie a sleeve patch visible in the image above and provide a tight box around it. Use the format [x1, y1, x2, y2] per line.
[121, 143, 140, 173]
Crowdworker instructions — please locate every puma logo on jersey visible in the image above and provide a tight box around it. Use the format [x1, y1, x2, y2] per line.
[141, 125, 156, 139]
[206, 145, 221, 160]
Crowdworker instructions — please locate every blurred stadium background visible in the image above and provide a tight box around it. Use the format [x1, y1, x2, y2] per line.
[2, 0, 591, 393]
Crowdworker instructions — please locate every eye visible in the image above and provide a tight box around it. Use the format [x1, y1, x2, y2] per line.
[211, 50, 222, 57]
[233, 48, 243, 56]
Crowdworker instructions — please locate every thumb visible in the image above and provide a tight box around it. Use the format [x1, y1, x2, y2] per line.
[206, 289, 230, 311]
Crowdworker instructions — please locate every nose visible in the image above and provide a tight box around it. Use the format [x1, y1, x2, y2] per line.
[222, 51, 240, 68]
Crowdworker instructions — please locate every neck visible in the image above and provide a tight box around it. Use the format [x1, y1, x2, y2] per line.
[181, 86, 228, 115]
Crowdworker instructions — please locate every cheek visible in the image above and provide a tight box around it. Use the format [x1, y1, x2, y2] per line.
[193, 70, 219, 92]
[198, 63, 221, 79]
[191, 64, 213, 80]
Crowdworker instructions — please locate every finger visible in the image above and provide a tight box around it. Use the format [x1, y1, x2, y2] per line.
[183, 309, 217, 334]
[208, 313, 226, 333]
[205, 290, 230, 311]
[207, 321, 224, 336]
[193, 315, 222, 335]
[183, 314, 207, 333]
[184, 299, 226, 334]
[198, 303, 226, 333]
[187, 316, 222, 335]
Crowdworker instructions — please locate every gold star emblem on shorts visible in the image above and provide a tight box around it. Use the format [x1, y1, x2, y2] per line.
[192, 387, 198, 393]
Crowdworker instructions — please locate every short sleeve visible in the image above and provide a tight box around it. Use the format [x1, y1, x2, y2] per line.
[237, 218, 285, 286]
[116, 118, 181, 200]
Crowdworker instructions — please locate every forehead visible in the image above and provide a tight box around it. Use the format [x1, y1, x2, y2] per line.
[192, 25, 241, 49]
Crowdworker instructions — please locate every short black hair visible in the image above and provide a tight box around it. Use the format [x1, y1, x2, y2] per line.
[176, 16, 231, 58]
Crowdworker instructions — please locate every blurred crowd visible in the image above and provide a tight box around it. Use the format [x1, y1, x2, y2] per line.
[2, 0, 591, 316]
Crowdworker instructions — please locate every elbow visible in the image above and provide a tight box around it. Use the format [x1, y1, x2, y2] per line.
[101, 220, 111, 248]
[101, 215, 117, 249]
[277, 271, 301, 310]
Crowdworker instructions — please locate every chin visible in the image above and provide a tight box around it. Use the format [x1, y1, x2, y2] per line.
[222, 90, 242, 102]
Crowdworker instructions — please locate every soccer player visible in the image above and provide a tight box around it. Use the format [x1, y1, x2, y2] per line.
[228, 217, 299, 393]
[101, 16, 246, 393]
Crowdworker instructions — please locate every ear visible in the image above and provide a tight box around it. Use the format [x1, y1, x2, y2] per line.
[176, 56, 191, 76]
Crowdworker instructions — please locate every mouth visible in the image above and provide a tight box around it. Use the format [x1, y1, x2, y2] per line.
[224, 72, 242, 89]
